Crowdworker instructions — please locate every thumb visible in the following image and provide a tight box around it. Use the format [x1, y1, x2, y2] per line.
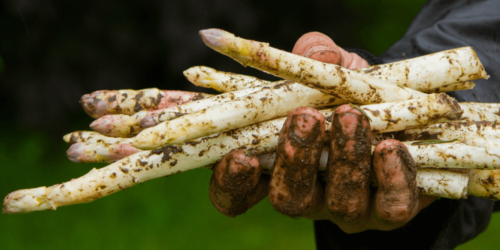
[292, 32, 370, 69]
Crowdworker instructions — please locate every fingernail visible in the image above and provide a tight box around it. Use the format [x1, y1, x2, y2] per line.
[303, 45, 334, 57]
[303, 45, 341, 65]
[291, 114, 319, 140]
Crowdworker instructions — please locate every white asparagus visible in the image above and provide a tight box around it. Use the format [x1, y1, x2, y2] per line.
[402, 141, 500, 169]
[460, 102, 500, 116]
[67, 142, 142, 163]
[199, 29, 427, 104]
[460, 104, 500, 121]
[63, 131, 133, 145]
[360, 93, 462, 133]
[80, 88, 212, 118]
[388, 120, 500, 143]
[90, 114, 149, 138]
[4, 104, 471, 213]
[415, 169, 469, 199]
[154, 86, 263, 122]
[468, 169, 500, 200]
[352, 46, 487, 92]
[183, 66, 276, 92]
[427, 81, 475, 93]
[133, 90, 460, 150]
[186, 65, 475, 94]
[132, 81, 346, 149]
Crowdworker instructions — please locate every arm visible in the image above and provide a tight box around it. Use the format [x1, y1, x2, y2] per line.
[316, 0, 500, 249]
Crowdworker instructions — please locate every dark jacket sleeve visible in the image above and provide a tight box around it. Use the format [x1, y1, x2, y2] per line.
[314, 1, 500, 249]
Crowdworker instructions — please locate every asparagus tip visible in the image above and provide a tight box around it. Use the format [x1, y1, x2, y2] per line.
[183, 67, 199, 85]
[63, 133, 72, 143]
[140, 116, 157, 128]
[199, 29, 228, 52]
[79, 93, 101, 119]
[67, 143, 84, 163]
[89, 117, 111, 135]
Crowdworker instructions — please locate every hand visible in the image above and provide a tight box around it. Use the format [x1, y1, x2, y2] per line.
[208, 32, 437, 233]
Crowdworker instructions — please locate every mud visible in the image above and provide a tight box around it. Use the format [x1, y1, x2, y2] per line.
[269, 110, 325, 217]
[214, 152, 260, 195]
[326, 105, 372, 222]
[133, 92, 145, 112]
[209, 150, 267, 217]
[373, 141, 418, 223]
[150, 145, 184, 163]
[209, 176, 268, 217]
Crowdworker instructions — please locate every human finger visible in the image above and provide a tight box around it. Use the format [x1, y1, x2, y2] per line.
[326, 104, 372, 226]
[292, 32, 370, 69]
[209, 149, 268, 217]
[269, 107, 326, 217]
[371, 139, 420, 230]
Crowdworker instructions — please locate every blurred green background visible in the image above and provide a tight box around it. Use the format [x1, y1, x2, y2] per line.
[0, 0, 498, 249]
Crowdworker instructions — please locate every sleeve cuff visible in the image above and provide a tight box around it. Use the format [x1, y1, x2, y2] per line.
[343, 48, 384, 66]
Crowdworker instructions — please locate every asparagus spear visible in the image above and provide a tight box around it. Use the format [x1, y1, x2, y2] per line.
[67, 142, 141, 163]
[185, 65, 475, 94]
[80, 88, 212, 118]
[427, 81, 475, 93]
[469, 169, 500, 200]
[91, 86, 262, 137]
[183, 66, 276, 92]
[460, 102, 500, 115]
[199, 29, 428, 104]
[63, 131, 133, 145]
[402, 141, 500, 169]
[360, 93, 461, 133]
[132, 81, 346, 149]
[132, 92, 460, 149]
[388, 120, 500, 143]
[350, 46, 486, 92]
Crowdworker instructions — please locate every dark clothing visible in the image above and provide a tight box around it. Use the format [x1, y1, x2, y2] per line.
[314, 0, 500, 249]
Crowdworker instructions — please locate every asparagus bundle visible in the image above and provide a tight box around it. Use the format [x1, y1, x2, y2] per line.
[65, 94, 461, 164]
[4, 28, 498, 215]
[2, 99, 470, 213]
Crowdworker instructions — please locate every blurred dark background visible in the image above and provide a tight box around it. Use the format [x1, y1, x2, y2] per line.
[0, 0, 498, 249]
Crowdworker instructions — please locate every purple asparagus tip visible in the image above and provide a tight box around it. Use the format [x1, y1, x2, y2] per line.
[67, 143, 84, 163]
[90, 117, 111, 134]
[140, 116, 157, 128]
[79, 91, 111, 119]
[199, 29, 226, 51]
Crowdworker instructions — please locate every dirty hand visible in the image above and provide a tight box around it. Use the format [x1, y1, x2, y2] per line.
[209, 32, 436, 233]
